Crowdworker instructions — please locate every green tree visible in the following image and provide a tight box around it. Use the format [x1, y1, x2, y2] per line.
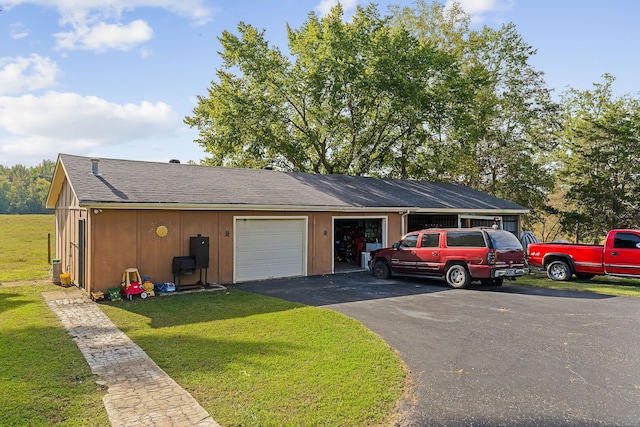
[0, 160, 54, 214]
[0, 166, 10, 213]
[558, 74, 640, 241]
[186, 1, 560, 230]
[390, 1, 559, 228]
[185, 3, 463, 175]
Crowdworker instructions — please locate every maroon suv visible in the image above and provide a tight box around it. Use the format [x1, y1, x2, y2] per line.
[369, 228, 528, 288]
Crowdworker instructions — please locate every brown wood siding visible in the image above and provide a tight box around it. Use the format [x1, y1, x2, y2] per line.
[54, 178, 87, 287]
[91, 210, 138, 291]
[217, 212, 235, 284]
[310, 212, 335, 274]
[82, 209, 401, 292]
[387, 214, 402, 243]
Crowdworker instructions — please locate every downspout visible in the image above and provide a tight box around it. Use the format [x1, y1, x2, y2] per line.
[400, 210, 412, 236]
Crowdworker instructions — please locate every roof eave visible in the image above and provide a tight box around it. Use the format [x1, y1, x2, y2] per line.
[77, 201, 529, 214]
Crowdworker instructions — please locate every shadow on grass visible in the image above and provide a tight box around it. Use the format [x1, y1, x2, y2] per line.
[0, 292, 33, 315]
[131, 332, 304, 376]
[99, 288, 306, 329]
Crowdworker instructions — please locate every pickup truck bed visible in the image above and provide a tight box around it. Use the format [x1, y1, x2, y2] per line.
[527, 243, 605, 280]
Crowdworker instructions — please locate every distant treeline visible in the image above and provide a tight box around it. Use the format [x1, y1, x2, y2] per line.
[0, 160, 55, 214]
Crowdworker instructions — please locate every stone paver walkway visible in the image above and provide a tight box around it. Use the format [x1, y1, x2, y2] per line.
[44, 290, 221, 427]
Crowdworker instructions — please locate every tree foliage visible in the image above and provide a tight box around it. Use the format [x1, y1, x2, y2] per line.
[185, 1, 558, 230]
[558, 74, 640, 241]
[390, 1, 559, 226]
[186, 3, 468, 175]
[0, 161, 54, 214]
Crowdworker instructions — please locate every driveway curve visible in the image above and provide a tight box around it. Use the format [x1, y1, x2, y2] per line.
[235, 272, 640, 427]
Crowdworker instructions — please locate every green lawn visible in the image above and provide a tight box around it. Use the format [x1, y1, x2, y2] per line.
[0, 215, 54, 282]
[517, 271, 640, 297]
[0, 283, 110, 426]
[101, 291, 406, 426]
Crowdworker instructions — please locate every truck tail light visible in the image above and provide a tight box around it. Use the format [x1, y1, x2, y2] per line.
[487, 249, 496, 265]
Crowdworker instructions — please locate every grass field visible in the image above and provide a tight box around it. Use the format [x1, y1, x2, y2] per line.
[0, 214, 54, 282]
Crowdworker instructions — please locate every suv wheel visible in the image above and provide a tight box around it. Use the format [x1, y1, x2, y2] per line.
[446, 264, 470, 289]
[372, 260, 391, 279]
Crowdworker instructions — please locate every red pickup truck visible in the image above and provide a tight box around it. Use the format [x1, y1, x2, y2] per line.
[369, 228, 528, 288]
[527, 229, 640, 281]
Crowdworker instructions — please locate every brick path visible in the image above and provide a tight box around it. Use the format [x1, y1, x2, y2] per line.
[44, 290, 221, 427]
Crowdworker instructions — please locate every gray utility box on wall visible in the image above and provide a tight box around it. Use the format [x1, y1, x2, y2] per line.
[190, 235, 209, 269]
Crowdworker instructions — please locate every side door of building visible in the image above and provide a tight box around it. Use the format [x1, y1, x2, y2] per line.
[604, 231, 640, 277]
[390, 233, 420, 274]
[413, 231, 442, 276]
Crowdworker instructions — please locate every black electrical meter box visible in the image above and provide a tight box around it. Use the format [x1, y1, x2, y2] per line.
[190, 235, 209, 269]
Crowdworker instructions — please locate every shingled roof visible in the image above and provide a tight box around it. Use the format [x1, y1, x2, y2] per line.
[46, 154, 527, 213]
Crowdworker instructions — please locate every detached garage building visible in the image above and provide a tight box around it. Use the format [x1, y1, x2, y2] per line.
[46, 154, 528, 293]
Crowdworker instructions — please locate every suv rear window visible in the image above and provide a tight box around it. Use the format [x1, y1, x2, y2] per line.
[446, 231, 486, 247]
[486, 230, 522, 250]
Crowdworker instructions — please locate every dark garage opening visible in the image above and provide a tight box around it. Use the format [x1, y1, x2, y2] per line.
[334, 218, 383, 271]
[407, 214, 519, 234]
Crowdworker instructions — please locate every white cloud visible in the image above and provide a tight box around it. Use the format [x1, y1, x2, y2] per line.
[9, 22, 30, 39]
[55, 19, 153, 51]
[447, 0, 514, 23]
[0, 91, 178, 161]
[4, 0, 214, 23]
[0, 55, 60, 96]
[4, 0, 216, 52]
[315, 0, 360, 17]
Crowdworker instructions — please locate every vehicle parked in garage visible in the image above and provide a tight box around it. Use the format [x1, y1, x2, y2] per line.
[527, 229, 640, 281]
[369, 228, 528, 288]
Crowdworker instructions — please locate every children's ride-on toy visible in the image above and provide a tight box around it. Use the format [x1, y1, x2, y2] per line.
[141, 281, 155, 298]
[108, 287, 121, 301]
[121, 268, 145, 300]
[90, 291, 104, 301]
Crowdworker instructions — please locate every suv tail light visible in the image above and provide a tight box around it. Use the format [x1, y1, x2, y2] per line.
[487, 249, 496, 265]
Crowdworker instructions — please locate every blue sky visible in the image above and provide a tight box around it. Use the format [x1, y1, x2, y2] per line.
[1, 0, 639, 167]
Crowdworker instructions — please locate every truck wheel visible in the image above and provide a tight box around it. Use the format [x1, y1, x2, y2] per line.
[446, 264, 470, 289]
[373, 260, 391, 280]
[547, 261, 572, 281]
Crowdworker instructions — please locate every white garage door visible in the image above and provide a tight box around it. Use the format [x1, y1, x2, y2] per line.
[234, 218, 307, 282]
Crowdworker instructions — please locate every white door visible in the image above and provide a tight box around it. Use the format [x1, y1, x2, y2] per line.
[234, 218, 307, 282]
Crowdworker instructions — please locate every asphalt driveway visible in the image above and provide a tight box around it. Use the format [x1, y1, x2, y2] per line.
[234, 271, 640, 427]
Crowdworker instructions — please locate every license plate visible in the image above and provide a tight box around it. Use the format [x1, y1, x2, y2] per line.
[507, 268, 516, 275]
